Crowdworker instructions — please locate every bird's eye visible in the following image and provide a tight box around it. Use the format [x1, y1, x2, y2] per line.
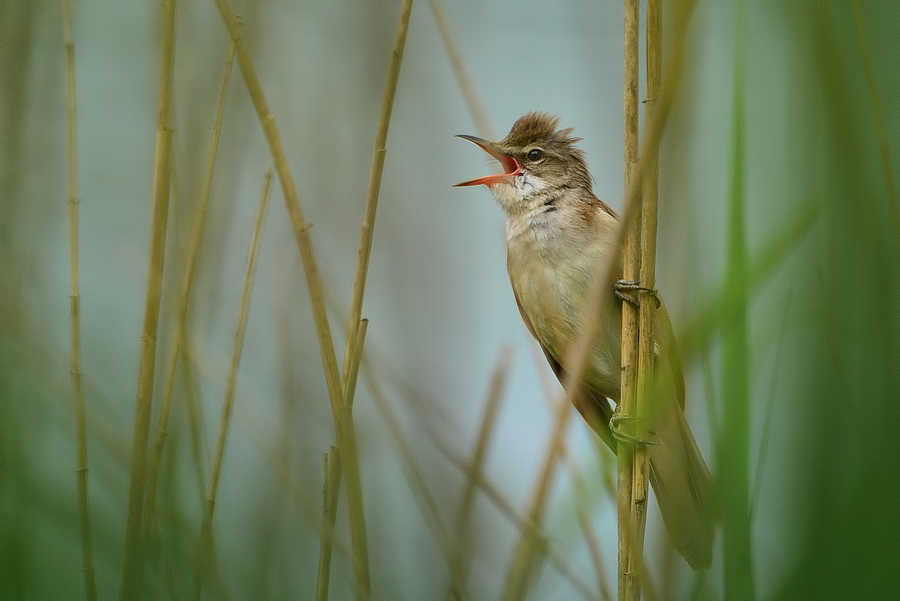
[527, 148, 544, 161]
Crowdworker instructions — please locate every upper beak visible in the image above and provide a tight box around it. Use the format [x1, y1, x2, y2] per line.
[453, 134, 521, 187]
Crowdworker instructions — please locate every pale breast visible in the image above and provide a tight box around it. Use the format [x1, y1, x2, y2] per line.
[506, 214, 623, 399]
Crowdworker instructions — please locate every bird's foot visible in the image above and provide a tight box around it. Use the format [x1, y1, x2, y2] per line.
[614, 280, 661, 308]
[609, 413, 657, 446]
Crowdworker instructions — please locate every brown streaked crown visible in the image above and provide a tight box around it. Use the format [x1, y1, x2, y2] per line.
[502, 112, 580, 149]
[497, 112, 593, 191]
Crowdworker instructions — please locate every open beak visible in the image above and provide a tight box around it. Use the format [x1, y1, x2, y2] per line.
[453, 134, 521, 187]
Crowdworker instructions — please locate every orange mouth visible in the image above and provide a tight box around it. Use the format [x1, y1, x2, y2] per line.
[453, 135, 521, 187]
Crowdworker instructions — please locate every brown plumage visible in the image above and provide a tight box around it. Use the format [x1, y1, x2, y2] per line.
[455, 112, 716, 569]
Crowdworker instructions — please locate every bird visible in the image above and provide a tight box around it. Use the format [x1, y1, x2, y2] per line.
[453, 112, 715, 569]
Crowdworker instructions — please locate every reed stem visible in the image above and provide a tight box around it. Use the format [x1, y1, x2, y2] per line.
[197, 168, 272, 594]
[62, 1, 96, 597]
[119, 0, 177, 595]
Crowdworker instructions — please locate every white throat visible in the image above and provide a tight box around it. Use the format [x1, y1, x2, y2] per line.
[488, 172, 551, 212]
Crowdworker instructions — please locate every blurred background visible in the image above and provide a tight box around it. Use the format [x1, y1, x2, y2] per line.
[2, 0, 898, 598]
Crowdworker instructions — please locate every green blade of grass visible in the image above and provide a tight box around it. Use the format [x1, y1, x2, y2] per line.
[718, 0, 756, 597]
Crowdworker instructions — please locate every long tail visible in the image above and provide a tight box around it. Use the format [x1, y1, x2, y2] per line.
[646, 399, 716, 569]
[539, 346, 716, 569]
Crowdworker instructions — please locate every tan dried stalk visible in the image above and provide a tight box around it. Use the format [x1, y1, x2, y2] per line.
[447, 348, 511, 599]
[213, 0, 370, 594]
[370, 356, 596, 598]
[621, 0, 663, 598]
[62, 1, 96, 598]
[316, 447, 342, 601]
[429, 0, 494, 140]
[341, 0, 414, 404]
[142, 41, 236, 541]
[502, 393, 574, 600]
[119, 0, 177, 595]
[197, 168, 272, 593]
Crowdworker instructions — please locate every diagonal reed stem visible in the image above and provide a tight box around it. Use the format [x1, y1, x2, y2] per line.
[62, 2, 96, 598]
[142, 41, 236, 542]
[368, 353, 596, 598]
[530, 1, 694, 597]
[212, 1, 373, 596]
[341, 0, 413, 407]
[339, 0, 412, 594]
[447, 347, 511, 599]
[119, 0, 177, 596]
[501, 391, 574, 600]
[428, 0, 494, 140]
[197, 168, 272, 594]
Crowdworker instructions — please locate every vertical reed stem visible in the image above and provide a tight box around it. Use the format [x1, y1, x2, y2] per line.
[618, 0, 642, 598]
[120, 0, 177, 595]
[631, 0, 662, 586]
[62, 1, 96, 598]
[316, 447, 342, 601]
[142, 41, 235, 541]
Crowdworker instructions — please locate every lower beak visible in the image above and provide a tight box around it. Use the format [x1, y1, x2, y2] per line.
[453, 134, 521, 187]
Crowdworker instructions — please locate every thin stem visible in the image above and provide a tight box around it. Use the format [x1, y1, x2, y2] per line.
[339, 0, 413, 594]
[502, 393, 573, 600]
[197, 168, 272, 594]
[429, 0, 494, 139]
[447, 347, 511, 599]
[365, 354, 461, 574]
[212, 1, 371, 595]
[341, 0, 413, 407]
[62, 1, 96, 598]
[565, 451, 613, 601]
[142, 41, 236, 541]
[119, 0, 177, 595]
[365, 354, 595, 598]
[316, 447, 342, 601]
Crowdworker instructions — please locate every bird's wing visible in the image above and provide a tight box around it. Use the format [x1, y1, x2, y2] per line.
[653, 299, 687, 411]
[511, 283, 618, 452]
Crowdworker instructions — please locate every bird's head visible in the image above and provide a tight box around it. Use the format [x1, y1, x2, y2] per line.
[454, 112, 593, 213]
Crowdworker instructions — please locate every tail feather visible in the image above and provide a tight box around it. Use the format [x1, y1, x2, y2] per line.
[647, 398, 716, 569]
[535, 334, 716, 568]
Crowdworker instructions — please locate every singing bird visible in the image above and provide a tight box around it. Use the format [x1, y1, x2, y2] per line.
[454, 112, 715, 569]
